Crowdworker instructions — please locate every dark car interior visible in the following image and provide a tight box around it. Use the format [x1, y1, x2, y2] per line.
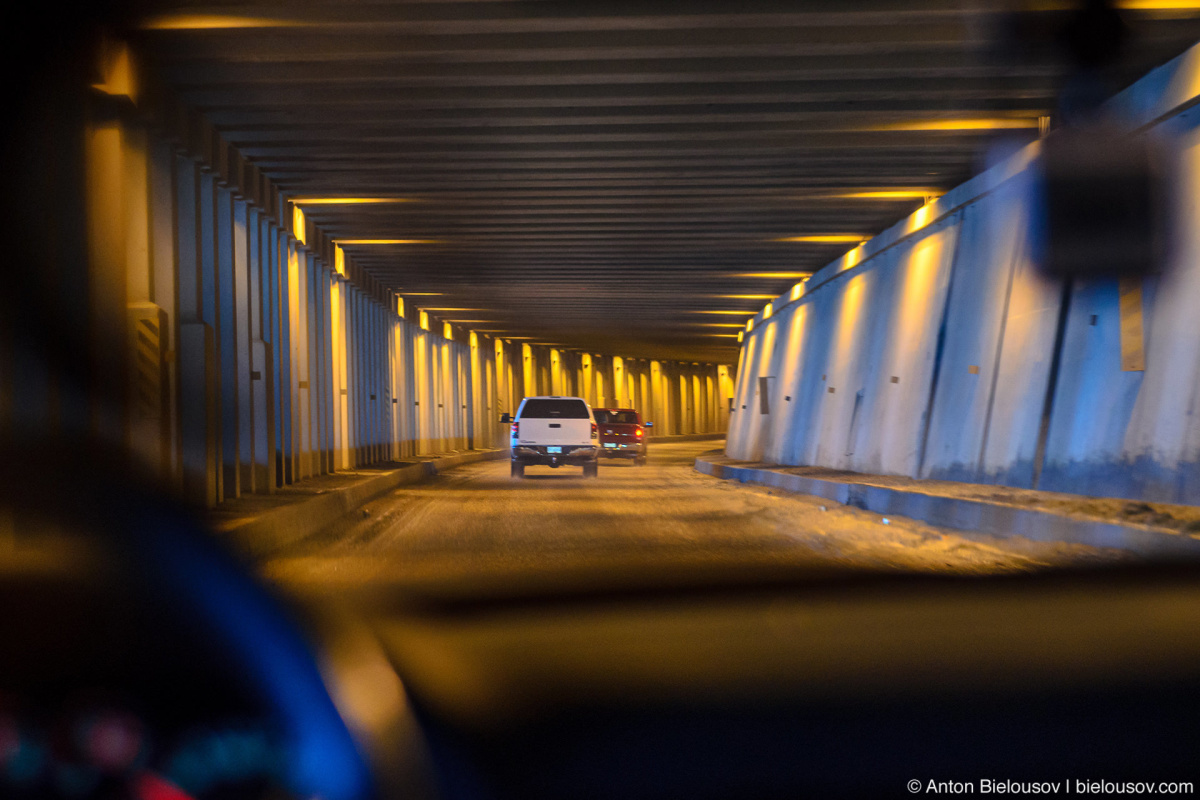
[5, 445, 1200, 799]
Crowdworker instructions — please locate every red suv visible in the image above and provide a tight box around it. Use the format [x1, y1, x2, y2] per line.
[594, 408, 649, 465]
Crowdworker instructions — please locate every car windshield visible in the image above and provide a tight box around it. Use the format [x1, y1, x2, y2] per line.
[8, 4, 1200, 798]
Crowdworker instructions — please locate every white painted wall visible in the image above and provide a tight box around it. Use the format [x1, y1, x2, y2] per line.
[728, 43, 1200, 504]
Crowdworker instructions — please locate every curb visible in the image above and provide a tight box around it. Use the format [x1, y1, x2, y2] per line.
[694, 456, 1200, 558]
[216, 449, 505, 556]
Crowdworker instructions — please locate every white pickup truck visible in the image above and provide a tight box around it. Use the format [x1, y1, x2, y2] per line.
[504, 396, 599, 478]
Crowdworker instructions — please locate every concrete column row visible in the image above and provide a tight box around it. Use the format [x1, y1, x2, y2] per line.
[0, 89, 732, 508]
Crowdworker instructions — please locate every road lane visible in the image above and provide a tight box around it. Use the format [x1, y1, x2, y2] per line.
[263, 441, 1128, 600]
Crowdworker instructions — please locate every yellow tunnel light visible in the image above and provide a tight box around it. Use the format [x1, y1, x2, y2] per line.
[1118, 0, 1200, 10]
[714, 294, 778, 300]
[336, 239, 439, 245]
[417, 308, 483, 312]
[870, 117, 1041, 132]
[139, 14, 311, 29]
[443, 323, 454, 341]
[419, 311, 429, 331]
[737, 331, 745, 343]
[835, 189, 943, 200]
[400, 292, 444, 296]
[776, 234, 868, 244]
[693, 310, 757, 315]
[690, 323, 746, 328]
[290, 198, 411, 205]
[732, 272, 813, 279]
[396, 296, 405, 318]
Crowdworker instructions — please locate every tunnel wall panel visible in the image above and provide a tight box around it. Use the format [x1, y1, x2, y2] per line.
[728, 45, 1200, 504]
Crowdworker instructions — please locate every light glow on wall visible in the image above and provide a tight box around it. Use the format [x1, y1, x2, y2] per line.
[443, 323, 454, 340]
[396, 296, 404, 318]
[419, 311, 429, 331]
[904, 200, 938, 236]
[334, 245, 346, 278]
[790, 282, 806, 302]
[292, 205, 307, 245]
[840, 244, 865, 272]
[92, 41, 136, 100]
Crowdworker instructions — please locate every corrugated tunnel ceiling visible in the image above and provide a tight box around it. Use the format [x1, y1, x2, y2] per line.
[126, 0, 1200, 363]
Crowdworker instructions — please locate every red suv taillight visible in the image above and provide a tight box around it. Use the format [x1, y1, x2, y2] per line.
[635, 427, 643, 437]
[591, 422, 598, 439]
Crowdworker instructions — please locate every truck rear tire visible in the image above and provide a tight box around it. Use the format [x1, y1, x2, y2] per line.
[583, 461, 598, 478]
[511, 461, 525, 478]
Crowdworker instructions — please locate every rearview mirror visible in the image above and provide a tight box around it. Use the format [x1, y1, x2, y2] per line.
[499, 413, 513, 423]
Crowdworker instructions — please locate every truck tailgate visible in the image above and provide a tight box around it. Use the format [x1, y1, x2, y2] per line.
[517, 419, 591, 446]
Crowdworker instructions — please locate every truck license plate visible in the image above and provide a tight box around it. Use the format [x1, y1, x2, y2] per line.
[604, 443, 617, 448]
[547, 446, 562, 454]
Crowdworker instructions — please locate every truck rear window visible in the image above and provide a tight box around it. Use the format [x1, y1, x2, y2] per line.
[519, 399, 590, 419]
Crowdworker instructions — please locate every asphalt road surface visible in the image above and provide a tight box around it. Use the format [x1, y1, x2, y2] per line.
[263, 440, 1128, 601]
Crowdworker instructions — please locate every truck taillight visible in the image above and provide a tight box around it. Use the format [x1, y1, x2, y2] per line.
[510, 423, 519, 437]
[591, 423, 598, 438]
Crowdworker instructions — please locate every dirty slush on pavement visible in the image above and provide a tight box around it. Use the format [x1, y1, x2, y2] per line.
[262, 441, 1131, 595]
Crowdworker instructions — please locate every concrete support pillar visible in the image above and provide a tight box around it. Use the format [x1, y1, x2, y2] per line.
[251, 213, 275, 492]
[86, 118, 130, 448]
[214, 186, 239, 499]
[414, 330, 429, 455]
[232, 199, 254, 493]
[521, 343, 536, 399]
[330, 279, 349, 468]
[175, 157, 219, 506]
